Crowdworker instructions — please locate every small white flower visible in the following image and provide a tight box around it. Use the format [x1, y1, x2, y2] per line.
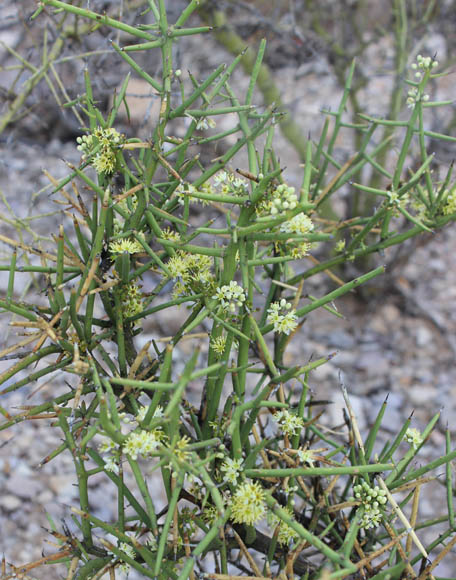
[213, 281, 246, 313]
[104, 455, 120, 475]
[404, 427, 423, 450]
[296, 448, 317, 467]
[123, 429, 163, 460]
[280, 213, 314, 235]
[267, 300, 298, 335]
[267, 507, 300, 546]
[135, 406, 147, 423]
[196, 117, 216, 130]
[117, 541, 136, 574]
[213, 171, 229, 187]
[273, 409, 304, 436]
[98, 437, 117, 454]
[220, 457, 243, 484]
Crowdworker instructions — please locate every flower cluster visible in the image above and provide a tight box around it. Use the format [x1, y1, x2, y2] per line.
[280, 212, 314, 235]
[98, 438, 120, 475]
[174, 181, 214, 205]
[442, 189, 456, 216]
[273, 408, 304, 436]
[211, 334, 227, 356]
[230, 481, 266, 525]
[167, 250, 214, 297]
[76, 126, 123, 174]
[109, 237, 143, 256]
[296, 448, 318, 467]
[406, 55, 438, 108]
[385, 190, 410, 217]
[352, 480, 388, 529]
[161, 227, 181, 242]
[404, 427, 423, 450]
[268, 507, 300, 546]
[258, 180, 319, 257]
[335, 239, 346, 253]
[98, 405, 165, 473]
[210, 334, 238, 358]
[406, 86, 429, 108]
[123, 428, 164, 460]
[202, 504, 219, 526]
[112, 196, 138, 236]
[411, 54, 438, 76]
[173, 435, 191, 463]
[267, 299, 298, 335]
[220, 457, 243, 485]
[213, 281, 246, 314]
[213, 170, 248, 196]
[208, 415, 230, 438]
[118, 281, 143, 319]
[196, 116, 217, 131]
[268, 183, 299, 216]
[109, 539, 136, 575]
[279, 212, 315, 257]
[174, 171, 248, 207]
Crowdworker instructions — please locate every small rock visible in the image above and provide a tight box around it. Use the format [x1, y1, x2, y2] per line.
[48, 474, 77, 503]
[5, 472, 42, 499]
[408, 385, 437, 407]
[0, 494, 22, 511]
[324, 390, 367, 432]
[415, 325, 433, 347]
[327, 330, 356, 350]
[355, 351, 390, 375]
[370, 304, 401, 334]
[37, 490, 53, 504]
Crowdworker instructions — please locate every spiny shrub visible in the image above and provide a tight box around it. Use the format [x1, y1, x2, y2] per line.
[1, 1, 456, 579]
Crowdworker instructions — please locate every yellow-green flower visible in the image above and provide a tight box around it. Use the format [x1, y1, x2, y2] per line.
[352, 480, 388, 530]
[296, 448, 318, 467]
[109, 238, 143, 256]
[174, 435, 191, 462]
[123, 428, 164, 460]
[443, 189, 456, 215]
[220, 457, 243, 485]
[335, 239, 346, 253]
[118, 282, 143, 319]
[92, 149, 116, 174]
[230, 481, 266, 525]
[280, 213, 314, 235]
[404, 427, 423, 449]
[77, 126, 123, 175]
[211, 335, 227, 356]
[273, 409, 304, 436]
[268, 507, 300, 546]
[267, 299, 298, 335]
[269, 183, 298, 216]
[290, 242, 313, 259]
[202, 504, 219, 526]
[161, 227, 181, 242]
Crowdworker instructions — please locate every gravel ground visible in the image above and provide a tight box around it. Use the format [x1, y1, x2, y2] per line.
[1, 2, 456, 577]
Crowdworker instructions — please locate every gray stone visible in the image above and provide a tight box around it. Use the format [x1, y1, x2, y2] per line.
[0, 494, 22, 511]
[408, 385, 438, 407]
[327, 330, 356, 350]
[415, 325, 433, 347]
[5, 472, 43, 499]
[355, 351, 390, 375]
